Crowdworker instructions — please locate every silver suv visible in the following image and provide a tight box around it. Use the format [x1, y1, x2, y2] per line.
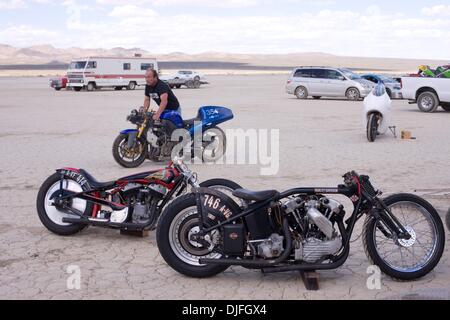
[286, 67, 375, 100]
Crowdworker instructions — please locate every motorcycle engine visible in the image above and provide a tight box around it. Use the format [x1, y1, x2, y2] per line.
[295, 236, 342, 263]
[131, 184, 167, 225]
[287, 196, 344, 263]
[149, 120, 178, 160]
[257, 234, 284, 259]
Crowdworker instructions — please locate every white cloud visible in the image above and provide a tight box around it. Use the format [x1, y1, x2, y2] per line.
[149, 0, 260, 7]
[97, 0, 334, 8]
[97, 0, 260, 8]
[0, 24, 59, 46]
[0, 0, 53, 9]
[105, 7, 449, 59]
[422, 4, 450, 16]
[1, 4, 449, 60]
[0, 0, 26, 9]
[109, 5, 156, 18]
[96, 0, 150, 5]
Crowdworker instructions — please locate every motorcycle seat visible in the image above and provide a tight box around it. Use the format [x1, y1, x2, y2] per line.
[79, 169, 116, 190]
[232, 188, 279, 202]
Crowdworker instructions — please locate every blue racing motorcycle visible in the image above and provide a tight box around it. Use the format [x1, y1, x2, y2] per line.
[113, 106, 233, 168]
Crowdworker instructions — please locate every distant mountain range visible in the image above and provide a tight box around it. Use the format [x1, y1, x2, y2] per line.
[0, 44, 448, 73]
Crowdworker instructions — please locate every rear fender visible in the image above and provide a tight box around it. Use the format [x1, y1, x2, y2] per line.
[55, 168, 91, 190]
[193, 187, 242, 227]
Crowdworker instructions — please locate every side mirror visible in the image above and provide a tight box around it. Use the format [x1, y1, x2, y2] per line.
[339, 76, 346, 81]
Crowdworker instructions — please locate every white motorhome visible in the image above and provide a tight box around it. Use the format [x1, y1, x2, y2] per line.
[66, 57, 158, 91]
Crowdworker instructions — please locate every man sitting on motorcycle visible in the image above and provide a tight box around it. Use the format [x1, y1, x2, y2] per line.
[143, 68, 181, 121]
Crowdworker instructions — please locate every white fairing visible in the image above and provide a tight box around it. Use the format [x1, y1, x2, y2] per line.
[363, 88, 392, 134]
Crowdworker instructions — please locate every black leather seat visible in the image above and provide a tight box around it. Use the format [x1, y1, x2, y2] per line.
[79, 169, 116, 190]
[232, 188, 279, 202]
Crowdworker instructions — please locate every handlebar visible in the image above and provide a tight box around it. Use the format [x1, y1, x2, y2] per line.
[172, 158, 199, 187]
[126, 108, 156, 125]
[343, 171, 359, 187]
[343, 171, 379, 198]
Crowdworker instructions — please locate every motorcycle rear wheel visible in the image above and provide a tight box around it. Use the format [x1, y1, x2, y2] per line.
[112, 133, 147, 168]
[200, 178, 244, 207]
[201, 126, 227, 162]
[36, 173, 92, 236]
[156, 194, 229, 278]
[362, 194, 445, 280]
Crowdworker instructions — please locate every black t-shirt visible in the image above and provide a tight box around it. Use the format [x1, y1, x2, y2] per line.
[145, 80, 180, 110]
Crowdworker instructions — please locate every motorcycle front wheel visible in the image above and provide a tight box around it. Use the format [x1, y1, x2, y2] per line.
[363, 193, 445, 280]
[112, 133, 147, 168]
[156, 194, 229, 278]
[366, 113, 379, 142]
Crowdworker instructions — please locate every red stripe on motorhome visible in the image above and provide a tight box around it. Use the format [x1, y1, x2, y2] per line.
[86, 74, 146, 79]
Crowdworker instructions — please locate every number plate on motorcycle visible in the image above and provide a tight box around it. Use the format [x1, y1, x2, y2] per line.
[201, 194, 233, 220]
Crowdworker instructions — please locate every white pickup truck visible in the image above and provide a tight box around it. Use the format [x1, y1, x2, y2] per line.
[401, 77, 450, 112]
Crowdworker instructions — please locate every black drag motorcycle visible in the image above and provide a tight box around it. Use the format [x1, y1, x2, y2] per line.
[157, 171, 445, 281]
[36, 160, 241, 236]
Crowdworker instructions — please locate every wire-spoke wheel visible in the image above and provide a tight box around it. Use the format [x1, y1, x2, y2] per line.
[363, 194, 445, 280]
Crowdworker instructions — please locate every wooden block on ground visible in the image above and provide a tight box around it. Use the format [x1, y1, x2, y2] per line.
[120, 229, 149, 237]
[300, 271, 320, 291]
[401, 130, 412, 139]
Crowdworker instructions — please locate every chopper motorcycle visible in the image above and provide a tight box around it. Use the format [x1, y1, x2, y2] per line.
[36, 160, 241, 236]
[157, 171, 445, 281]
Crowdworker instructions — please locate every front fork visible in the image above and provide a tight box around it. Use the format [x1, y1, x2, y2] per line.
[371, 199, 411, 241]
[127, 123, 147, 149]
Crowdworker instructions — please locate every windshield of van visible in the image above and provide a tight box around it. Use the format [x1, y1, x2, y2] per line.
[339, 69, 361, 80]
[69, 61, 87, 69]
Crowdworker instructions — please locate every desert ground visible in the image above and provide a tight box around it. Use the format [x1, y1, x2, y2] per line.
[0, 75, 449, 300]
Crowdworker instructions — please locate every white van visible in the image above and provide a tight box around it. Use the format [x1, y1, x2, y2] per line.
[66, 57, 158, 91]
[286, 67, 374, 100]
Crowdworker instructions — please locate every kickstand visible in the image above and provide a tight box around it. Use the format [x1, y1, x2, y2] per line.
[299, 271, 320, 291]
[389, 126, 397, 138]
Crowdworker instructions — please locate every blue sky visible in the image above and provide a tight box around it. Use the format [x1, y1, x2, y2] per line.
[0, 0, 449, 59]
